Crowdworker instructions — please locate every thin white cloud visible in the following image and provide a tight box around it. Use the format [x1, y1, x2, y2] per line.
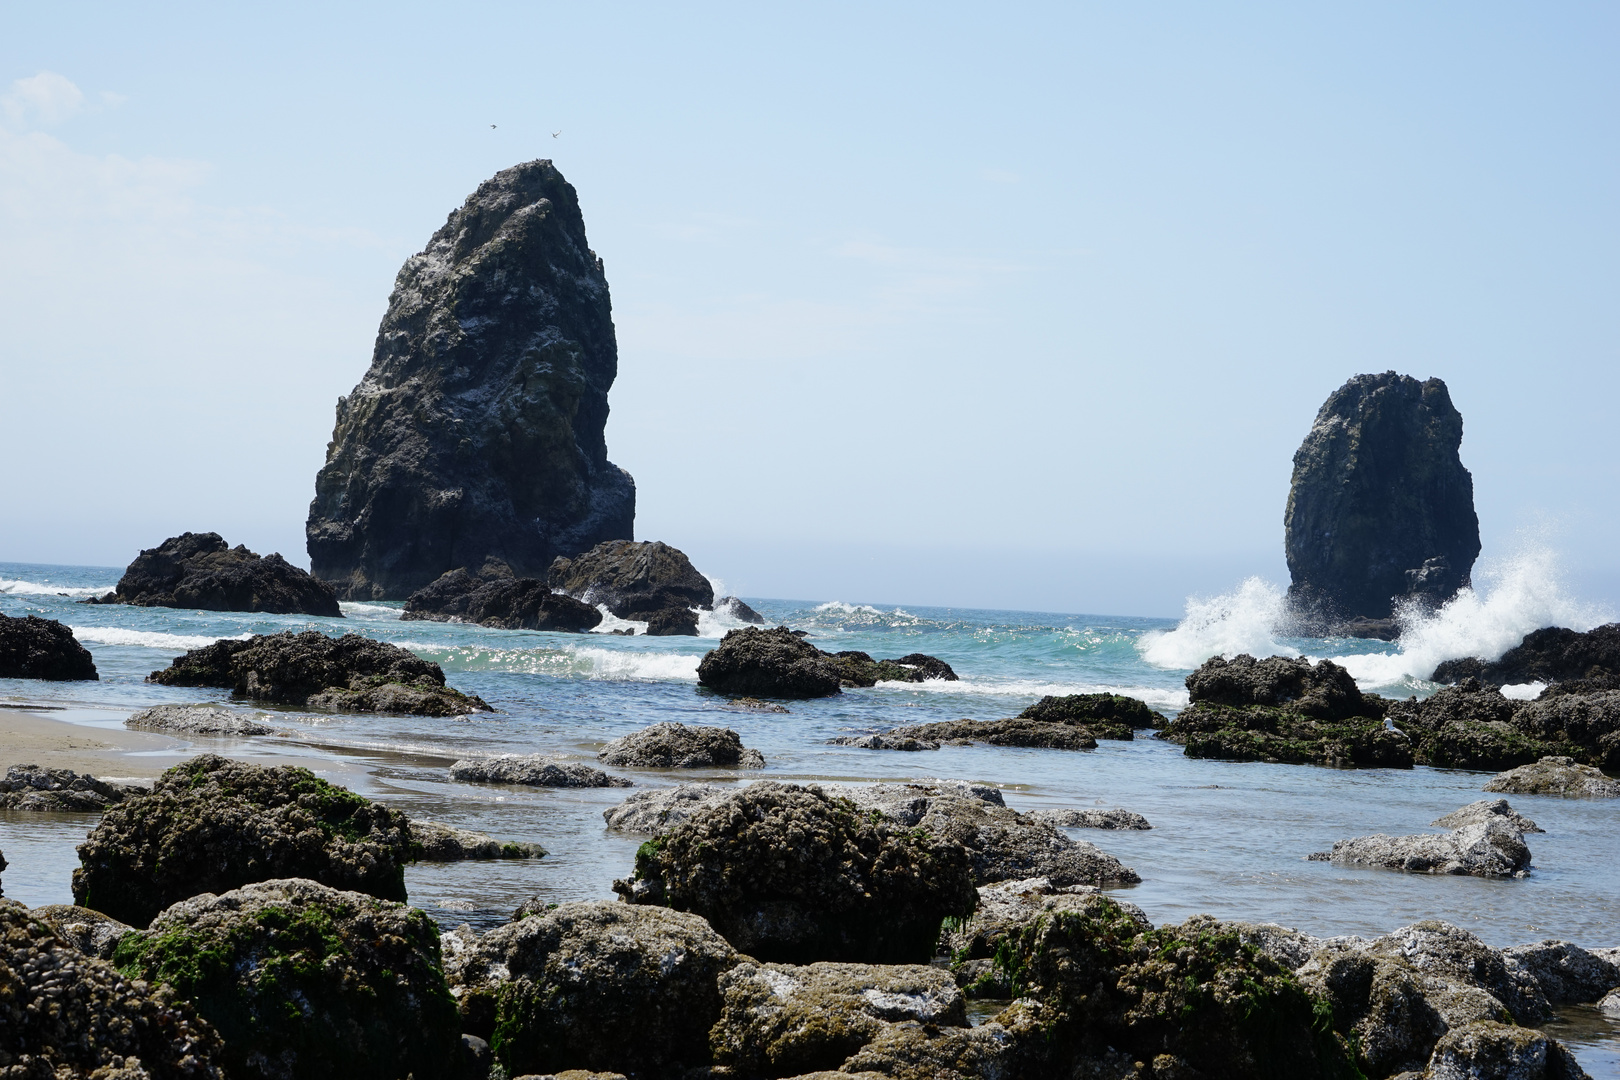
[2, 71, 86, 127]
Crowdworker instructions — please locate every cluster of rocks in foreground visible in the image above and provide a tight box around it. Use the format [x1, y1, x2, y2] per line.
[5, 759, 1611, 1079]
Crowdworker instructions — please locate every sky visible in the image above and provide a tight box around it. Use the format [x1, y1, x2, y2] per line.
[1, 3, 1616, 616]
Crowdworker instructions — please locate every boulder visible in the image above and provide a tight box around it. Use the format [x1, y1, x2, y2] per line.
[1284, 372, 1480, 622]
[411, 820, 547, 861]
[0, 611, 98, 680]
[709, 960, 966, 1077]
[1601, 990, 1620, 1018]
[0, 897, 226, 1079]
[1433, 623, 1620, 687]
[613, 782, 979, 964]
[125, 702, 275, 737]
[834, 1018, 1029, 1080]
[306, 160, 635, 600]
[886, 717, 1102, 750]
[33, 904, 133, 960]
[1309, 819, 1532, 879]
[401, 567, 603, 632]
[597, 722, 765, 769]
[601, 783, 735, 834]
[548, 539, 713, 618]
[829, 780, 1141, 889]
[0, 763, 144, 811]
[73, 755, 415, 927]
[1484, 756, 1620, 798]
[697, 626, 846, 698]
[1365, 921, 1552, 1026]
[1387, 681, 1557, 771]
[827, 650, 960, 687]
[1501, 941, 1620, 1005]
[642, 606, 700, 636]
[1431, 799, 1541, 833]
[446, 900, 738, 1077]
[1026, 808, 1153, 830]
[716, 596, 766, 624]
[87, 532, 341, 616]
[1512, 690, 1620, 771]
[450, 754, 631, 787]
[1184, 653, 1369, 719]
[147, 629, 489, 715]
[1016, 692, 1165, 733]
[1422, 1020, 1592, 1080]
[112, 878, 460, 1080]
[827, 733, 942, 751]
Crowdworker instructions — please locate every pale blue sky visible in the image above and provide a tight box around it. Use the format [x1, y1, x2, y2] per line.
[2, 3, 1615, 615]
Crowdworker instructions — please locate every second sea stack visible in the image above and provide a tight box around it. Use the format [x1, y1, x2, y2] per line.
[1284, 372, 1480, 626]
[306, 159, 635, 600]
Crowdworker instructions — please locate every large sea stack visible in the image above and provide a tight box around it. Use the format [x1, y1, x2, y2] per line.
[1285, 372, 1479, 624]
[306, 160, 635, 599]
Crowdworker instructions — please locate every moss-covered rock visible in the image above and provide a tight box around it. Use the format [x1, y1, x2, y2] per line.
[1387, 681, 1561, 771]
[113, 878, 459, 1080]
[1017, 691, 1166, 732]
[1422, 1019, 1592, 1079]
[448, 901, 738, 1077]
[887, 716, 1104, 749]
[614, 782, 978, 964]
[73, 755, 416, 927]
[1484, 756, 1620, 798]
[147, 629, 488, 715]
[0, 898, 225, 1079]
[597, 721, 766, 768]
[1163, 701, 1414, 768]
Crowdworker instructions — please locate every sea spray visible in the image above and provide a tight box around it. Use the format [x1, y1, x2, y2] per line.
[69, 627, 250, 651]
[1137, 577, 1299, 670]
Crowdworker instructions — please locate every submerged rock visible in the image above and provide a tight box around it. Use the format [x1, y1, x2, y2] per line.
[306, 160, 635, 600]
[0, 611, 98, 680]
[411, 820, 547, 861]
[597, 721, 765, 769]
[87, 532, 341, 616]
[147, 629, 489, 715]
[1432, 798, 1542, 833]
[113, 878, 460, 1080]
[451, 754, 631, 788]
[1433, 623, 1620, 687]
[125, 702, 275, 737]
[1485, 756, 1620, 798]
[0, 763, 144, 811]
[827, 732, 943, 751]
[1026, 807, 1153, 830]
[0, 898, 226, 1079]
[447, 900, 738, 1077]
[401, 567, 603, 632]
[697, 626, 845, 698]
[33, 904, 134, 960]
[614, 781, 979, 964]
[1284, 372, 1480, 622]
[1310, 819, 1532, 879]
[73, 755, 415, 927]
[601, 782, 736, 834]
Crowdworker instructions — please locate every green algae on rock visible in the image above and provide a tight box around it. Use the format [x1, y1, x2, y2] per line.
[113, 878, 460, 1080]
[73, 755, 416, 927]
[147, 629, 488, 715]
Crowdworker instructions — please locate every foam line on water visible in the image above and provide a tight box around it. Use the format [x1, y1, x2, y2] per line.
[70, 627, 249, 651]
[1, 578, 114, 598]
[339, 601, 401, 618]
[877, 677, 1189, 710]
[1137, 577, 1298, 670]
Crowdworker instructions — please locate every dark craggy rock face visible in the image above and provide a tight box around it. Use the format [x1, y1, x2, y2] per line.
[1285, 372, 1480, 622]
[113, 878, 460, 1080]
[1388, 679, 1620, 772]
[0, 898, 226, 1079]
[306, 159, 635, 600]
[147, 629, 488, 715]
[614, 782, 979, 964]
[697, 626, 846, 698]
[1018, 692, 1164, 731]
[73, 755, 417, 927]
[1433, 623, 1620, 686]
[0, 611, 98, 680]
[548, 539, 713, 617]
[597, 721, 765, 769]
[401, 567, 602, 631]
[1185, 653, 1368, 720]
[90, 532, 341, 617]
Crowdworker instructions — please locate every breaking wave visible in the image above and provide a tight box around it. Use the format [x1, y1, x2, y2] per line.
[1, 577, 113, 598]
[339, 601, 401, 619]
[878, 676, 1190, 711]
[70, 627, 249, 651]
[1137, 578, 1298, 670]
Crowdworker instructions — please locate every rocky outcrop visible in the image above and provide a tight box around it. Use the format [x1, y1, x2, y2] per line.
[147, 629, 489, 715]
[1432, 799, 1541, 833]
[1433, 623, 1620, 687]
[0, 611, 97, 680]
[1027, 807, 1153, 830]
[450, 754, 631, 787]
[411, 820, 547, 861]
[125, 702, 275, 736]
[827, 733, 942, 751]
[1513, 690, 1620, 771]
[87, 532, 341, 616]
[0, 764, 144, 811]
[1309, 819, 1532, 878]
[1501, 941, 1620, 1006]
[401, 566, 602, 631]
[0, 898, 226, 1079]
[1389, 681, 1620, 771]
[1161, 654, 1412, 768]
[548, 539, 711, 634]
[695, 626, 959, 698]
[600, 782, 734, 834]
[1284, 372, 1480, 622]
[445, 900, 738, 1077]
[709, 960, 966, 1076]
[1016, 692, 1165, 733]
[73, 755, 416, 927]
[885, 716, 1101, 750]
[613, 782, 979, 964]
[306, 160, 635, 600]
[1484, 756, 1620, 797]
[1423, 1021, 1592, 1080]
[113, 878, 460, 1080]
[597, 722, 764, 769]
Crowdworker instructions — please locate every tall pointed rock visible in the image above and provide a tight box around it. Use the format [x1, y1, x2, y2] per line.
[307, 160, 635, 599]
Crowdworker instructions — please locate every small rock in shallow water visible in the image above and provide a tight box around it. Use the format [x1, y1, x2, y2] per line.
[410, 819, 547, 860]
[450, 754, 631, 788]
[1314, 819, 1532, 879]
[602, 782, 735, 833]
[1432, 798, 1542, 833]
[125, 702, 275, 736]
[1600, 989, 1620, 1018]
[1484, 756, 1620, 798]
[89, 530, 341, 616]
[1026, 807, 1152, 830]
[598, 721, 765, 768]
[827, 733, 941, 751]
[0, 763, 145, 811]
[725, 696, 788, 712]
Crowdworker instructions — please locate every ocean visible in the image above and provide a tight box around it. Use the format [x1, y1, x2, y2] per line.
[2, 555, 1617, 1073]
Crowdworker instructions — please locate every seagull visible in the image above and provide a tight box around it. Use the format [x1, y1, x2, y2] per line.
[552, 130, 561, 138]
[490, 124, 497, 129]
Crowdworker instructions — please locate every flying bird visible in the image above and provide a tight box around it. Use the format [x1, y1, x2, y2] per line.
[490, 124, 497, 129]
[552, 130, 561, 138]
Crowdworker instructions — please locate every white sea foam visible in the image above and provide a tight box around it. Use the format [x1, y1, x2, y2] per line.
[696, 604, 754, 638]
[815, 600, 888, 616]
[874, 676, 1189, 711]
[1137, 577, 1298, 670]
[70, 627, 250, 651]
[339, 601, 401, 619]
[1501, 682, 1547, 701]
[567, 646, 702, 681]
[593, 606, 649, 635]
[1327, 548, 1611, 690]
[0, 577, 113, 598]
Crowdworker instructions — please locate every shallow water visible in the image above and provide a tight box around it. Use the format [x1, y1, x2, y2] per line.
[2, 559, 1617, 1072]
